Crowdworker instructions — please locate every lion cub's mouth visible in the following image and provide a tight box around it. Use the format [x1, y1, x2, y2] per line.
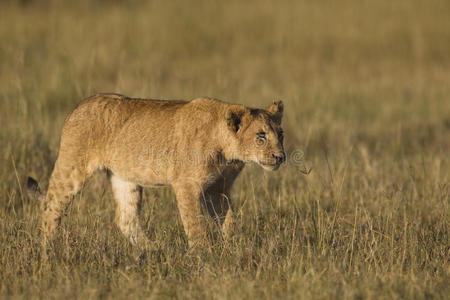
[259, 161, 280, 171]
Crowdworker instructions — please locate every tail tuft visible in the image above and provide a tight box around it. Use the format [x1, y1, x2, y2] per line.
[27, 177, 44, 201]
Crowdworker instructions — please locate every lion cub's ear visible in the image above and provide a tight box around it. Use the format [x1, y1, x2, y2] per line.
[267, 100, 284, 124]
[226, 105, 247, 133]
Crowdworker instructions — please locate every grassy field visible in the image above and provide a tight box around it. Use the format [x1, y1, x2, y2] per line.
[0, 0, 449, 298]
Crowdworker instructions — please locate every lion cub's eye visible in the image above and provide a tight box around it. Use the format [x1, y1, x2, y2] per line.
[256, 131, 266, 139]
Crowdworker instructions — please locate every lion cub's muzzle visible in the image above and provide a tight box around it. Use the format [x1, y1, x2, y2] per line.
[273, 151, 286, 165]
[260, 151, 286, 171]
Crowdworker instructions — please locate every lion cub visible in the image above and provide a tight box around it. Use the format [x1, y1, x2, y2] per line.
[28, 93, 285, 248]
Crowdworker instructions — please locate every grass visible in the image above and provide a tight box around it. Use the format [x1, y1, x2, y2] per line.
[0, 0, 449, 299]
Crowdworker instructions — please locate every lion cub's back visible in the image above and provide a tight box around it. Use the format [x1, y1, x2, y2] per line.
[60, 93, 187, 153]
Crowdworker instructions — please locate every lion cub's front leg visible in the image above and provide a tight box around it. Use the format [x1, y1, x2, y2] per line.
[173, 183, 208, 248]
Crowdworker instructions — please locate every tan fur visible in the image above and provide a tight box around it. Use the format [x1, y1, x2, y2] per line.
[34, 93, 285, 248]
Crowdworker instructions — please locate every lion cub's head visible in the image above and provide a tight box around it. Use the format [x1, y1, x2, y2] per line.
[226, 100, 286, 171]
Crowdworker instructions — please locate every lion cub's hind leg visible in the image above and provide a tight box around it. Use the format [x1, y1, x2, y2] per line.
[110, 174, 149, 250]
[41, 159, 90, 244]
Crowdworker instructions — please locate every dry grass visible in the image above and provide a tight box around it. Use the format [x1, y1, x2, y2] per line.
[0, 0, 449, 299]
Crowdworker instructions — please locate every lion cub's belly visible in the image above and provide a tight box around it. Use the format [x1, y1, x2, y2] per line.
[106, 156, 172, 186]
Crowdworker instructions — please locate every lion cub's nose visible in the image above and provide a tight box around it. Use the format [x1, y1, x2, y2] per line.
[272, 152, 286, 164]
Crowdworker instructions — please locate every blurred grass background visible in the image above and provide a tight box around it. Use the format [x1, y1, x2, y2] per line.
[0, 0, 449, 299]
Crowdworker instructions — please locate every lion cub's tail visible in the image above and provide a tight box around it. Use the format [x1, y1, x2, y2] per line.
[27, 177, 45, 202]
